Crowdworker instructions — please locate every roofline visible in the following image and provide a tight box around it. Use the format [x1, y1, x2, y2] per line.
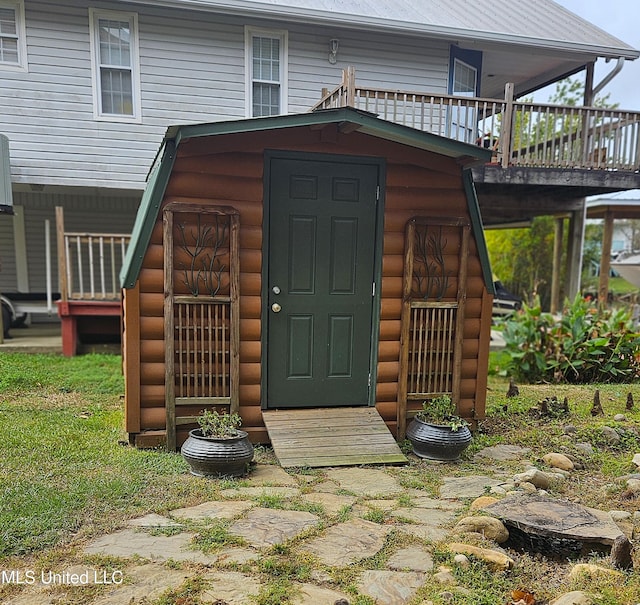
[121, 107, 492, 289]
[166, 107, 493, 165]
[127, 0, 640, 61]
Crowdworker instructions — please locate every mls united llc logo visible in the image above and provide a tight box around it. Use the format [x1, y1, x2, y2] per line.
[1, 569, 124, 586]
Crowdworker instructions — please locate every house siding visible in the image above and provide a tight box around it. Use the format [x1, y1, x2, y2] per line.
[2, 1, 451, 190]
[123, 125, 489, 444]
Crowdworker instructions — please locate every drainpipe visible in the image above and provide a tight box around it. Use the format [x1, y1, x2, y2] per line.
[592, 57, 625, 98]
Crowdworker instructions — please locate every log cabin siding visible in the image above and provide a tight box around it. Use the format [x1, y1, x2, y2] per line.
[124, 125, 489, 441]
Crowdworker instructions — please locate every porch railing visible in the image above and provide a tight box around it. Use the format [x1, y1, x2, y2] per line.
[313, 67, 640, 172]
[55, 206, 131, 302]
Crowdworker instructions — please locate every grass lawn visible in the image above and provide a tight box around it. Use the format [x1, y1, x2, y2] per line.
[1, 351, 639, 604]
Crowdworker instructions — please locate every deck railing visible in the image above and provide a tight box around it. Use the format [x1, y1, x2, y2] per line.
[313, 67, 640, 172]
[55, 206, 130, 302]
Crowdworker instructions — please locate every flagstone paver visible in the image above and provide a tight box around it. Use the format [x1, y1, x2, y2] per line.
[290, 582, 352, 604]
[301, 491, 357, 515]
[5, 591, 58, 605]
[439, 475, 509, 499]
[169, 500, 253, 521]
[396, 523, 449, 542]
[475, 444, 531, 461]
[199, 570, 262, 604]
[387, 546, 434, 572]
[391, 506, 458, 526]
[357, 569, 427, 605]
[325, 468, 404, 497]
[245, 464, 298, 486]
[92, 564, 189, 604]
[219, 486, 300, 499]
[301, 518, 391, 566]
[214, 546, 260, 565]
[407, 492, 465, 511]
[362, 498, 399, 511]
[228, 507, 320, 547]
[126, 513, 182, 528]
[84, 528, 215, 564]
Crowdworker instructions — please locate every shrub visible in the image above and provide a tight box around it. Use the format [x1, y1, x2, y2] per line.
[501, 294, 640, 383]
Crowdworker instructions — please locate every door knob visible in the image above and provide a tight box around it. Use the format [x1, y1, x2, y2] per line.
[271, 303, 282, 313]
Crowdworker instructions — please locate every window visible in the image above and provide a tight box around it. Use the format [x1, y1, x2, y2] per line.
[0, 0, 27, 70]
[89, 9, 141, 121]
[245, 27, 287, 117]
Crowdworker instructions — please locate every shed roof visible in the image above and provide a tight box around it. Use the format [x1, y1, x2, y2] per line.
[130, 0, 638, 60]
[120, 107, 493, 289]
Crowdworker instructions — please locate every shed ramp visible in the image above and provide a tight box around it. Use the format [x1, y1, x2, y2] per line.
[262, 407, 407, 468]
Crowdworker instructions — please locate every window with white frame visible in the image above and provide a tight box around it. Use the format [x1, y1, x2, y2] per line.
[89, 9, 141, 121]
[245, 27, 287, 117]
[0, 0, 27, 70]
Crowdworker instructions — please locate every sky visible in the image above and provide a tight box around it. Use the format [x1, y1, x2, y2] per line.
[554, 0, 640, 111]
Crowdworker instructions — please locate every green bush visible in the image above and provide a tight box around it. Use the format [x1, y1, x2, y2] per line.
[502, 295, 640, 383]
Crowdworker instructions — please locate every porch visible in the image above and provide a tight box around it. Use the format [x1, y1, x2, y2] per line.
[314, 68, 640, 306]
[314, 68, 640, 218]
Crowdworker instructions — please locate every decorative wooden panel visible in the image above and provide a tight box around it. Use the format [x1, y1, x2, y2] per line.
[164, 203, 240, 451]
[397, 217, 470, 439]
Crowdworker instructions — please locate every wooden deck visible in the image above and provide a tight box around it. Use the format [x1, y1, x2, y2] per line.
[262, 407, 408, 468]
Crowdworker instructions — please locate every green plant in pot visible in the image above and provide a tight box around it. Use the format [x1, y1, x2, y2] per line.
[181, 409, 254, 478]
[405, 395, 472, 460]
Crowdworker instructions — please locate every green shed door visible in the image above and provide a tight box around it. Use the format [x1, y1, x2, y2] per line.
[266, 157, 379, 408]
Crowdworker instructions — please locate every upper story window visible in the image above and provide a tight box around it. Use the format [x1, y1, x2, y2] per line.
[245, 27, 288, 117]
[89, 9, 141, 122]
[0, 0, 27, 71]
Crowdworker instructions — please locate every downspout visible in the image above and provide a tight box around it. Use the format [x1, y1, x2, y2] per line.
[592, 57, 625, 98]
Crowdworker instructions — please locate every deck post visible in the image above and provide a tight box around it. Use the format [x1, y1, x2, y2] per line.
[550, 218, 564, 314]
[598, 210, 614, 306]
[500, 83, 515, 169]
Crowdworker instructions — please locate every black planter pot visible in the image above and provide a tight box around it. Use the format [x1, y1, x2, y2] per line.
[181, 429, 254, 478]
[406, 417, 472, 461]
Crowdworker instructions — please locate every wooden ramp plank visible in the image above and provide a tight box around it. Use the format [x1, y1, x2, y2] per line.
[262, 407, 407, 468]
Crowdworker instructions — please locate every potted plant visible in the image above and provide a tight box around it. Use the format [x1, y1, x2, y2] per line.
[405, 395, 472, 461]
[180, 409, 254, 478]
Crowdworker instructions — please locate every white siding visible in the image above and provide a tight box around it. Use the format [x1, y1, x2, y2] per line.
[0, 1, 451, 190]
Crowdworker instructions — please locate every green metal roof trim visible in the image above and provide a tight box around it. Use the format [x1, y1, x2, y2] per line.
[120, 107, 493, 289]
[463, 169, 495, 295]
[120, 140, 176, 289]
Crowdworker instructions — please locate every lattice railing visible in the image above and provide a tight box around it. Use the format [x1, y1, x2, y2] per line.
[397, 217, 469, 439]
[174, 297, 231, 402]
[164, 203, 240, 451]
[406, 302, 457, 399]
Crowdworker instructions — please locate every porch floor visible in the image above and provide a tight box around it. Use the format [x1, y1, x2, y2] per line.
[262, 407, 408, 468]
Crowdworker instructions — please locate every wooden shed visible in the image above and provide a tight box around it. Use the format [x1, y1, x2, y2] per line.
[120, 107, 495, 466]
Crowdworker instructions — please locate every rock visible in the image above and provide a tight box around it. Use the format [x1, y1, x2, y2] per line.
[474, 444, 530, 461]
[483, 494, 627, 560]
[453, 554, 470, 567]
[563, 425, 578, 435]
[574, 443, 594, 456]
[454, 516, 509, 543]
[469, 496, 499, 510]
[549, 591, 594, 605]
[633, 453, 640, 467]
[613, 414, 627, 422]
[609, 510, 632, 522]
[433, 566, 457, 585]
[568, 563, 623, 581]
[610, 534, 633, 569]
[626, 478, 640, 493]
[542, 453, 575, 471]
[447, 542, 514, 571]
[519, 481, 538, 493]
[601, 426, 621, 444]
[514, 468, 551, 489]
